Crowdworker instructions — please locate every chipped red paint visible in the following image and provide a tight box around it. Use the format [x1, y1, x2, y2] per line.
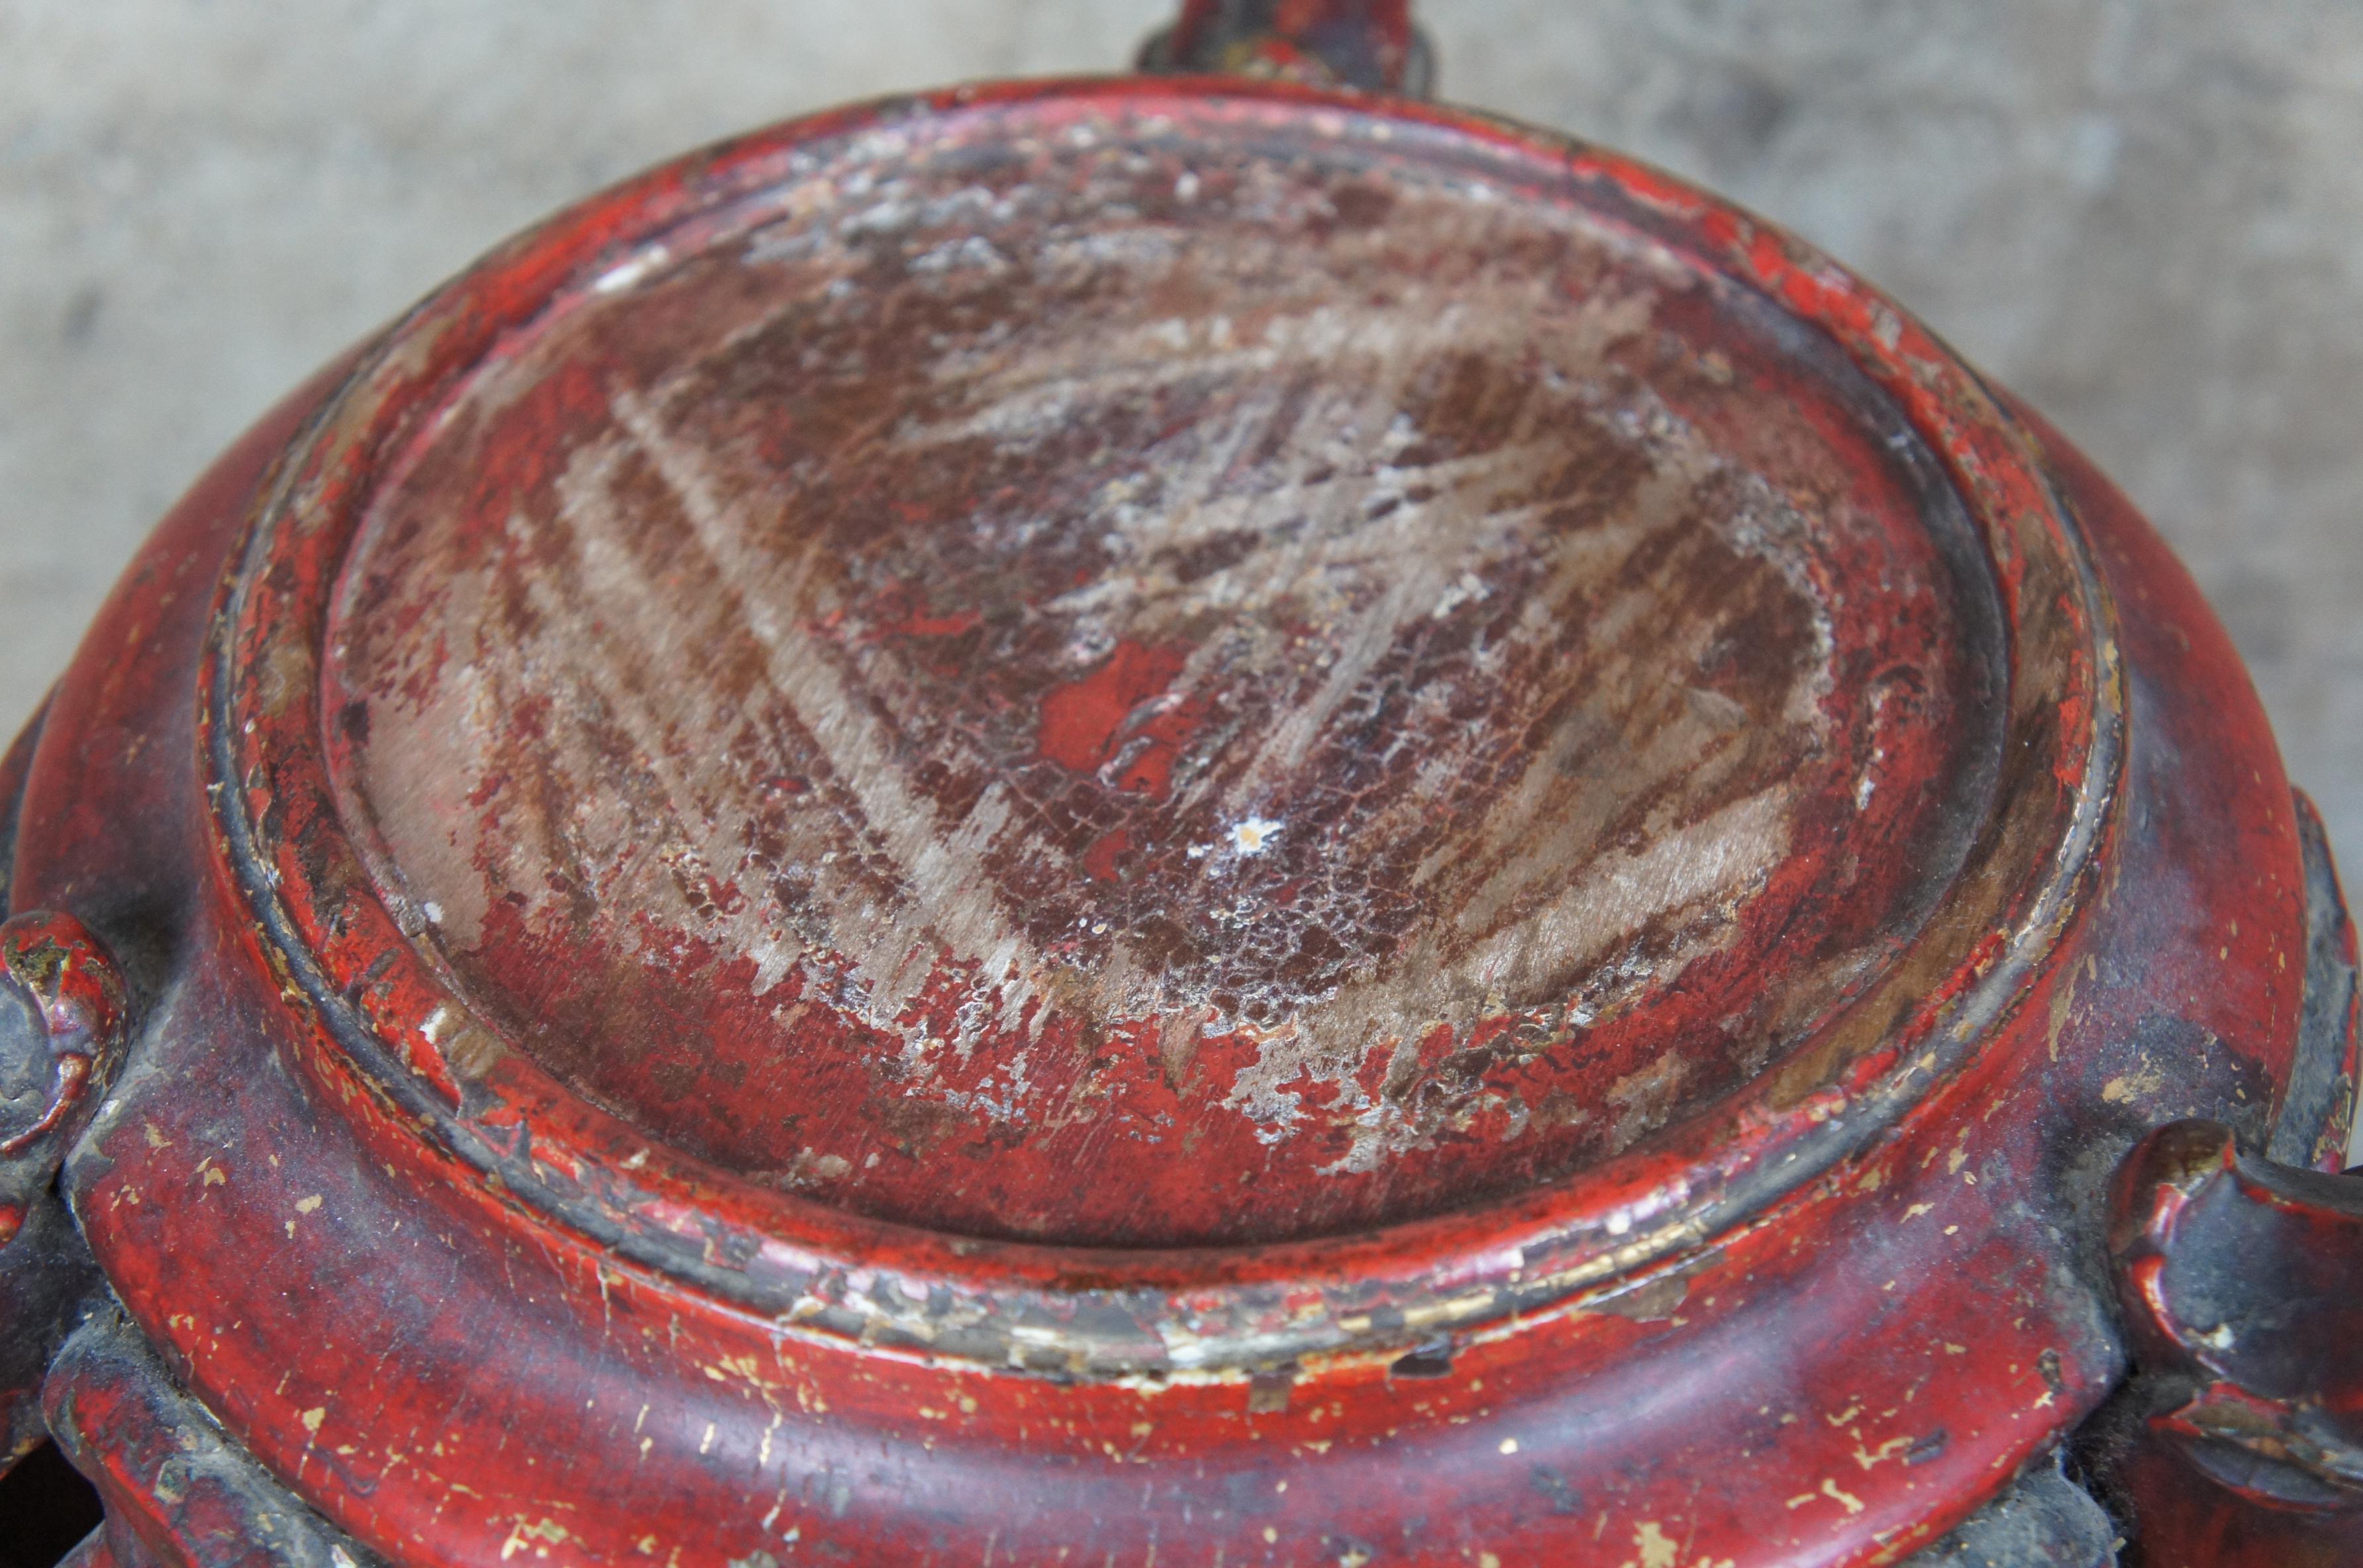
[1035, 640, 1200, 796]
[0, 914, 126, 1179]
[0, 70, 2350, 1568]
[2101, 1120, 2363, 1564]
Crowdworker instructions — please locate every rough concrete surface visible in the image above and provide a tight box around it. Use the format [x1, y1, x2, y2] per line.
[2, 2, 2358, 1135]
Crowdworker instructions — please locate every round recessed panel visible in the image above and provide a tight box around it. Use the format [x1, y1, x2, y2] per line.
[324, 110, 2002, 1246]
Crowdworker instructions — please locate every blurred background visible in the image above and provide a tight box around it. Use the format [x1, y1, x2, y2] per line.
[2, 1, 2358, 890]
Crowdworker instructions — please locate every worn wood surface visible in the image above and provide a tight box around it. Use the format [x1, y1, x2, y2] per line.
[331, 122, 1995, 1246]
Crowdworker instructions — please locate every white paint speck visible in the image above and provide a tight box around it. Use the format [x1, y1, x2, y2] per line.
[1231, 818, 1283, 857]
[1431, 571, 1491, 620]
[1498, 1438, 1520, 1455]
[423, 901, 444, 924]
[593, 246, 670, 295]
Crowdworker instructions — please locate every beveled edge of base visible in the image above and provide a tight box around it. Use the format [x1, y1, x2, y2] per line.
[192, 75, 2126, 1375]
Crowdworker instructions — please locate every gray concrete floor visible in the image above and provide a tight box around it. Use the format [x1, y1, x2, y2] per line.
[3, 3, 2359, 1144]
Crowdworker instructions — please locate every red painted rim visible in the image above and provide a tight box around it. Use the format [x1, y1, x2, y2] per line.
[199, 77, 2121, 1372]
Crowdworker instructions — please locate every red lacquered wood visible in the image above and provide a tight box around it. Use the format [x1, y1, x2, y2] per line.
[2100, 1120, 2363, 1564]
[0, 67, 2345, 1568]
